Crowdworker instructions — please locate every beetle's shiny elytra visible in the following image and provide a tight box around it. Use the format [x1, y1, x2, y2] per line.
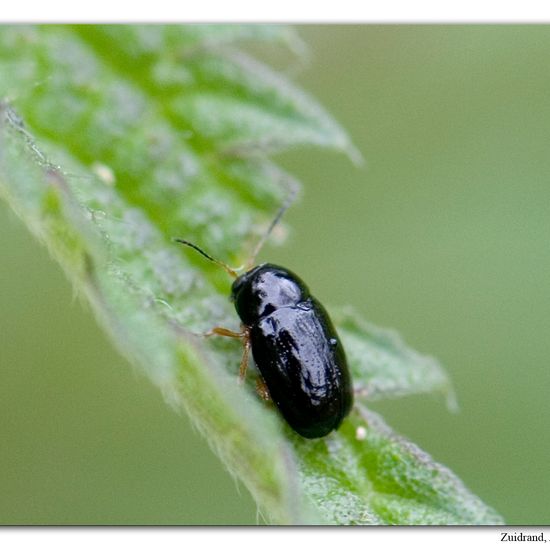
[231, 263, 353, 438]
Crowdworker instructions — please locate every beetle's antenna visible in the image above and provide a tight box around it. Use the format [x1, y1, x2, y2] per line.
[247, 184, 298, 269]
[174, 238, 240, 279]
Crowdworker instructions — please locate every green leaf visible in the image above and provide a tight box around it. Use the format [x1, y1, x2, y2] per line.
[0, 25, 502, 525]
[291, 406, 503, 524]
[336, 307, 457, 407]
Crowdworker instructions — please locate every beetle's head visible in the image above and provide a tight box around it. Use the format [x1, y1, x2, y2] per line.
[231, 263, 309, 325]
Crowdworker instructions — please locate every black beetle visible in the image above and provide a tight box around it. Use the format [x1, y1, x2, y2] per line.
[231, 263, 353, 438]
[175, 199, 353, 439]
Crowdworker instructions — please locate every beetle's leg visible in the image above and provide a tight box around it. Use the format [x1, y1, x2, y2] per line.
[204, 327, 245, 339]
[203, 326, 252, 383]
[255, 376, 272, 402]
[238, 327, 251, 383]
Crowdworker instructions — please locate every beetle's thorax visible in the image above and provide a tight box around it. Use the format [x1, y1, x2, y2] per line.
[231, 263, 310, 326]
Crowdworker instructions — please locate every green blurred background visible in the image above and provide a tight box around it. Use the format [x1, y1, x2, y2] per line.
[1, 25, 549, 524]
